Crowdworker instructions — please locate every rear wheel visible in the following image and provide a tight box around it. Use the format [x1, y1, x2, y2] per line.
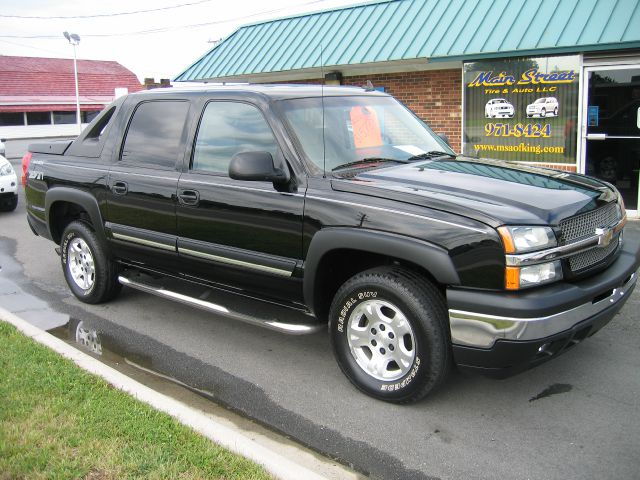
[61, 221, 121, 304]
[329, 267, 450, 403]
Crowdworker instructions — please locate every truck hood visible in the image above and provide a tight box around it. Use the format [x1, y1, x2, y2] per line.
[331, 157, 617, 227]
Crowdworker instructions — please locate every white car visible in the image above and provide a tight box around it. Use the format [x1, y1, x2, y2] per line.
[0, 154, 18, 212]
[484, 98, 515, 118]
[527, 97, 559, 118]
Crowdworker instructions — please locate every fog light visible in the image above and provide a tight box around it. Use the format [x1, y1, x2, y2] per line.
[537, 343, 553, 356]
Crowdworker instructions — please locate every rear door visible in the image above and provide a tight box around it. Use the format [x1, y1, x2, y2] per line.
[106, 98, 192, 270]
[176, 99, 305, 304]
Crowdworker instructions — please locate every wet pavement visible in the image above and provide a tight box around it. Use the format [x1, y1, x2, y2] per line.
[1, 188, 640, 480]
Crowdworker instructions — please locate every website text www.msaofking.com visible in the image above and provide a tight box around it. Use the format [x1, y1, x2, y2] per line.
[474, 143, 565, 155]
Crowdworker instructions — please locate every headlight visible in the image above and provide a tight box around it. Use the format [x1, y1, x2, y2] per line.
[498, 226, 557, 253]
[616, 194, 626, 219]
[0, 163, 14, 176]
[506, 261, 562, 290]
[499, 226, 561, 290]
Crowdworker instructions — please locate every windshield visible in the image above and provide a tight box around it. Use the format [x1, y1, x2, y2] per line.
[534, 98, 546, 104]
[278, 95, 453, 173]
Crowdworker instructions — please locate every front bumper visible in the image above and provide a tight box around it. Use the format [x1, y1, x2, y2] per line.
[447, 236, 639, 376]
[492, 111, 514, 118]
[0, 171, 18, 208]
[0, 172, 17, 195]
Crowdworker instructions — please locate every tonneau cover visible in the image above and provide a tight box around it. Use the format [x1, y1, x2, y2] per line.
[29, 140, 73, 155]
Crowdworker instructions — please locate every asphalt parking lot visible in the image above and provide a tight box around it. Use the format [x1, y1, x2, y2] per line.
[1, 183, 639, 480]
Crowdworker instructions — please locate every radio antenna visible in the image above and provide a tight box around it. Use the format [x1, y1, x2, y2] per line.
[320, 43, 326, 178]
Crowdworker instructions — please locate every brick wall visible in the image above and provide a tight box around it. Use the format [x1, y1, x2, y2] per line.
[343, 69, 462, 152]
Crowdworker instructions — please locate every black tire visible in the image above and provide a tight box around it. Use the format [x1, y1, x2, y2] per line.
[553, 107, 558, 116]
[541, 108, 546, 117]
[61, 221, 121, 304]
[0, 195, 17, 212]
[329, 266, 450, 404]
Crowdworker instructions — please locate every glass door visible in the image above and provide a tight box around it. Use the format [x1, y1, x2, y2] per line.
[582, 65, 640, 215]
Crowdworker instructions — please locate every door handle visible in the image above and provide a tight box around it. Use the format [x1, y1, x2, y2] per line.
[178, 189, 200, 206]
[112, 181, 128, 195]
[586, 133, 607, 141]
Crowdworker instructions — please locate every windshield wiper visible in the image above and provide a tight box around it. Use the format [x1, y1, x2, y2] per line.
[331, 157, 409, 172]
[407, 151, 457, 161]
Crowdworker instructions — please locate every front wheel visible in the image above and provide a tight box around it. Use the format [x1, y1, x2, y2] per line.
[329, 267, 450, 403]
[61, 221, 121, 304]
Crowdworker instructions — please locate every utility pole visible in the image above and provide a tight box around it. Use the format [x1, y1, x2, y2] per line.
[63, 31, 82, 134]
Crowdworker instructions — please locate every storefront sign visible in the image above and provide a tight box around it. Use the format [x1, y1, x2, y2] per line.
[463, 55, 580, 164]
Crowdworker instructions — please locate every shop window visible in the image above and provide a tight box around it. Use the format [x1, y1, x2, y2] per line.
[26, 111, 51, 125]
[53, 111, 77, 124]
[0, 112, 25, 126]
[82, 111, 101, 123]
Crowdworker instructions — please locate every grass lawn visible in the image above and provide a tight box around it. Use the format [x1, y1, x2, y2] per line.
[0, 321, 272, 479]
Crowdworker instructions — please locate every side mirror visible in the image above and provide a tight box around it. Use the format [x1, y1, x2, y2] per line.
[437, 132, 451, 147]
[229, 151, 290, 183]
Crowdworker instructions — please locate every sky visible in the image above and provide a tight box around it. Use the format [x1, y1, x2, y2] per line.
[0, 0, 359, 82]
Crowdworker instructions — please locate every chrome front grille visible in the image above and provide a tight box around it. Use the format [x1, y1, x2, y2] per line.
[559, 202, 622, 273]
[559, 202, 619, 243]
[568, 233, 620, 271]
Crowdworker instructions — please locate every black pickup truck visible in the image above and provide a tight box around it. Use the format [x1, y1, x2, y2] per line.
[24, 85, 639, 403]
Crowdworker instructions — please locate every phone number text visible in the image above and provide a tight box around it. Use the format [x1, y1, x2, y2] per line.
[484, 123, 552, 138]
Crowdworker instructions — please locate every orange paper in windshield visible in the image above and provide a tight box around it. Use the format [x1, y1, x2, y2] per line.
[350, 106, 382, 148]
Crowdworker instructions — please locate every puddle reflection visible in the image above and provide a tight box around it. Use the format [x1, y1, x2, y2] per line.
[72, 319, 102, 355]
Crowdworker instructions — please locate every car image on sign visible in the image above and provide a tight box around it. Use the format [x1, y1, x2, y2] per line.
[484, 98, 515, 118]
[527, 97, 559, 118]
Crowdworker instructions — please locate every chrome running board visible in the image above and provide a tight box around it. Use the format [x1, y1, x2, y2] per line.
[118, 271, 323, 335]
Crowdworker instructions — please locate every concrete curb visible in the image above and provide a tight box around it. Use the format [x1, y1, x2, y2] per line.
[0, 306, 329, 480]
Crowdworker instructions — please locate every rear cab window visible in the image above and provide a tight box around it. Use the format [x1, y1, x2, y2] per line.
[120, 100, 191, 170]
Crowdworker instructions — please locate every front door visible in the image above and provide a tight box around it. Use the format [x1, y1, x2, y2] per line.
[176, 100, 305, 305]
[582, 65, 640, 215]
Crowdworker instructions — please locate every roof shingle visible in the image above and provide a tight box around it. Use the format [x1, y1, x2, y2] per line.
[0, 55, 142, 98]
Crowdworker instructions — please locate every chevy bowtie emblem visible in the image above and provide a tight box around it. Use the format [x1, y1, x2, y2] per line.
[595, 227, 614, 247]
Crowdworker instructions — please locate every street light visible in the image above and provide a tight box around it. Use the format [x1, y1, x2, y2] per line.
[63, 31, 82, 134]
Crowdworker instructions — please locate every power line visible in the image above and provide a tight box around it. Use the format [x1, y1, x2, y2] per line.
[0, 0, 330, 39]
[0, 0, 214, 19]
[0, 38, 66, 56]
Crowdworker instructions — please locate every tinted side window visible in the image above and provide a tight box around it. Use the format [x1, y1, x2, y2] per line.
[121, 100, 190, 169]
[192, 102, 278, 174]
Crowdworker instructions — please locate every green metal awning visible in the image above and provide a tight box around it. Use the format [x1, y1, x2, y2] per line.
[175, 0, 640, 82]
